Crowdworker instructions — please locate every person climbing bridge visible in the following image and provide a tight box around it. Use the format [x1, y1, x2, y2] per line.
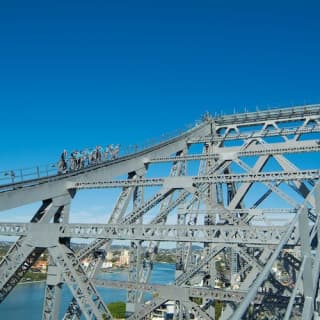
[58, 149, 68, 174]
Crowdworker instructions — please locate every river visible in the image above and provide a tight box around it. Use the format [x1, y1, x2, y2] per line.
[0, 263, 175, 319]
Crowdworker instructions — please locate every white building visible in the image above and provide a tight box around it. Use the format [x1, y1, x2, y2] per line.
[102, 261, 113, 269]
[119, 249, 130, 266]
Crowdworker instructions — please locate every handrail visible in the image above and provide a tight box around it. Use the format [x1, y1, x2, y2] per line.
[214, 104, 320, 126]
[0, 119, 207, 189]
[1, 104, 319, 187]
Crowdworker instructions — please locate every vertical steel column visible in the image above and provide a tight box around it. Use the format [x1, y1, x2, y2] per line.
[300, 206, 314, 319]
[42, 266, 63, 320]
[127, 170, 145, 314]
[42, 195, 72, 320]
[315, 184, 320, 315]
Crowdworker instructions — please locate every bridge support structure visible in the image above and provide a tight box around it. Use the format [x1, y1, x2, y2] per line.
[0, 105, 320, 319]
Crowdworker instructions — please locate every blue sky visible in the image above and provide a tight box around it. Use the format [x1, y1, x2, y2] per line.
[0, 0, 319, 241]
[1, 0, 320, 170]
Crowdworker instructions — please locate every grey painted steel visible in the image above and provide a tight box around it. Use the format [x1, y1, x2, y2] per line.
[283, 257, 306, 320]
[230, 181, 320, 319]
[0, 123, 210, 210]
[62, 183, 136, 320]
[213, 104, 320, 126]
[0, 104, 320, 320]
[42, 196, 72, 320]
[149, 140, 320, 163]
[189, 122, 320, 144]
[0, 222, 292, 245]
[229, 214, 299, 320]
[70, 169, 320, 189]
[49, 244, 112, 320]
[0, 195, 71, 303]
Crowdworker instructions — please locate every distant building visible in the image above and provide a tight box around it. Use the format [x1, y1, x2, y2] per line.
[119, 249, 129, 266]
[106, 251, 113, 261]
[81, 258, 90, 268]
[32, 260, 48, 273]
[82, 254, 113, 270]
[102, 261, 113, 269]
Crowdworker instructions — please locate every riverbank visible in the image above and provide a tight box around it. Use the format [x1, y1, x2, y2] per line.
[0, 263, 175, 320]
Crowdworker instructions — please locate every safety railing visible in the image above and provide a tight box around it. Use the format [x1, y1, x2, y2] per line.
[0, 164, 59, 185]
[0, 120, 202, 186]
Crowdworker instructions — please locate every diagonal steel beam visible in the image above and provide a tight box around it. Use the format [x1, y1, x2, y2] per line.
[0, 196, 70, 303]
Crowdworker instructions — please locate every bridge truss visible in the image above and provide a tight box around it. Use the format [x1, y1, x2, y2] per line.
[0, 105, 320, 319]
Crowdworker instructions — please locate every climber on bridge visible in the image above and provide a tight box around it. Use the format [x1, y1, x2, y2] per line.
[108, 144, 114, 159]
[57, 143, 121, 175]
[104, 145, 110, 160]
[114, 144, 120, 158]
[96, 146, 102, 162]
[58, 149, 68, 174]
[69, 151, 77, 171]
[110, 144, 120, 159]
[201, 111, 211, 121]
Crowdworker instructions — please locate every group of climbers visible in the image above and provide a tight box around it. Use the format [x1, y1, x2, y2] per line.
[58, 144, 120, 174]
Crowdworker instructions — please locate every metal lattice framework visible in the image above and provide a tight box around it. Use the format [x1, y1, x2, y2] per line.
[1, 104, 320, 319]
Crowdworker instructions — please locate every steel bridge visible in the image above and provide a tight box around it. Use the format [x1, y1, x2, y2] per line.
[0, 105, 320, 319]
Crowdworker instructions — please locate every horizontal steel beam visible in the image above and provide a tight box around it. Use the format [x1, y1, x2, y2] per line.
[94, 279, 298, 307]
[181, 208, 298, 215]
[212, 104, 320, 126]
[94, 279, 253, 303]
[70, 169, 320, 189]
[149, 140, 320, 163]
[189, 124, 320, 143]
[0, 222, 293, 245]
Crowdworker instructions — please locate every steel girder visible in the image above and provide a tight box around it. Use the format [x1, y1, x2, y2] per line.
[70, 169, 320, 189]
[0, 222, 293, 246]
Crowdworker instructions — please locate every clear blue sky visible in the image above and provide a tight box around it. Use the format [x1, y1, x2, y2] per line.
[0, 0, 319, 239]
[1, 0, 320, 170]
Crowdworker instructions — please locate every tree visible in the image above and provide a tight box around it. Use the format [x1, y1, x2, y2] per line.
[215, 301, 223, 319]
[107, 301, 126, 319]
